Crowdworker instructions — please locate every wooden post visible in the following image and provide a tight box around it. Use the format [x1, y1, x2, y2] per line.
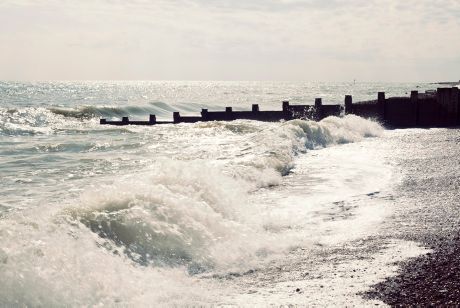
[173, 112, 180, 123]
[454, 87, 460, 125]
[315, 98, 322, 121]
[436, 88, 458, 126]
[225, 107, 233, 120]
[252, 104, 259, 112]
[122, 117, 129, 125]
[378, 92, 386, 121]
[149, 114, 156, 125]
[100, 119, 107, 124]
[201, 108, 209, 121]
[315, 98, 322, 106]
[411, 91, 419, 126]
[378, 92, 385, 103]
[282, 101, 291, 120]
[282, 100, 289, 112]
[436, 88, 445, 126]
[345, 95, 352, 115]
[449, 87, 459, 126]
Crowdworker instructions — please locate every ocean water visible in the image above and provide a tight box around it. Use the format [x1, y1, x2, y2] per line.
[0, 81, 441, 305]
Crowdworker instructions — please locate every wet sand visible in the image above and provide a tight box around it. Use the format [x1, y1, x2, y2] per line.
[366, 233, 460, 305]
[365, 128, 460, 305]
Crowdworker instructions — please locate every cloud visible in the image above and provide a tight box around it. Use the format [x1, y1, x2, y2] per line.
[0, 0, 459, 80]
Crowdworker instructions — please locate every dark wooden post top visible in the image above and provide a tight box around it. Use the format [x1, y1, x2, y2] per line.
[410, 90, 419, 102]
[173, 112, 180, 123]
[345, 95, 353, 114]
[282, 100, 289, 111]
[201, 109, 208, 120]
[345, 95, 352, 105]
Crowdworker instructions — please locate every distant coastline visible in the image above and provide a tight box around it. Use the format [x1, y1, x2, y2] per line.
[433, 80, 460, 86]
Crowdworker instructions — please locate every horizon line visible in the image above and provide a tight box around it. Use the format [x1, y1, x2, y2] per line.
[0, 79, 456, 84]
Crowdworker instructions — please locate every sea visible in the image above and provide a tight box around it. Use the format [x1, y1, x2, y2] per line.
[0, 81, 453, 306]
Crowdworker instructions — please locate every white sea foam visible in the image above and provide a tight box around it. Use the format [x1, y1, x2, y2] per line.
[0, 206, 216, 306]
[0, 139, 392, 306]
[0, 107, 388, 305]
[222, 115, 384, 186]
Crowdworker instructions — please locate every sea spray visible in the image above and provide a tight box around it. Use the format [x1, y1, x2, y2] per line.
[65, 115, 386, 271]
[0, 110, 387, 305]
[224, 115, 384, 181]
[0, 206, 216, 306]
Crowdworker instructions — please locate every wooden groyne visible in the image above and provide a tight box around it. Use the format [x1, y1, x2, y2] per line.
[100, 87, 460, 128]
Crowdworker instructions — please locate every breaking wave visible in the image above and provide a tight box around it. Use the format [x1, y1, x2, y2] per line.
[0, 113, 385, 305]
[0, 105, 163, 136]
[65, 115, 385, 272]
[49, 101, 211, 120]
[49, 104, 165, 120]
[219, 115, 384, 183]
[0, 102, 212, 135]
[0, 107, 66, 136]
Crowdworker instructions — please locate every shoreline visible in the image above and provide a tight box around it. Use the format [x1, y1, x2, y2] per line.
[224, 127, 460, 306]
[366, 232, 460, 305]
[363, 128, 460, 305]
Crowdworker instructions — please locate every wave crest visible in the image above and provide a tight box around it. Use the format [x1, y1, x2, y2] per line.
[67, 160, 260, 273]
[64, 115, 384, 272]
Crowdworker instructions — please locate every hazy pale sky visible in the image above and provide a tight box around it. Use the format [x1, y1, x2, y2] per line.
[1, 0, 459, 81]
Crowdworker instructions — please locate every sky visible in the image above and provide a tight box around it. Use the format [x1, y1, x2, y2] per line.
[0, 0, 459, 82]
